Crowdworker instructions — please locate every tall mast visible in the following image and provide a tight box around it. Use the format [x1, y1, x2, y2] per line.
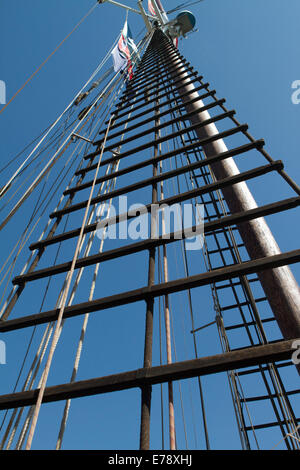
[148, 0, 300, 345]
[0, 1, 299, 451]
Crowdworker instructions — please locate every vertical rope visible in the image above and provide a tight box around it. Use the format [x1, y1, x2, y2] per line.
[13, 170, 114, 449]
[0, 3, 99, 116]
[159, 160, 176, 450]
[25, 116, 114, 450]
[55, 164, 119, 449]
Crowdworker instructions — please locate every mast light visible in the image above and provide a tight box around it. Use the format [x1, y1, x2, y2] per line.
[164, 10, 197, 39]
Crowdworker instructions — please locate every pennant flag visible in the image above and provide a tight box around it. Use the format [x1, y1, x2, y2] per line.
[148, 0, 157, 16]
[111, 20, 137, 80]
[148, 0, 169, 22]
[126, 23, 139, 57]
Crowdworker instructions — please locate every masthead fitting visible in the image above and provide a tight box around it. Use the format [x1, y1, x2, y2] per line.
[163, 10, 197, 39]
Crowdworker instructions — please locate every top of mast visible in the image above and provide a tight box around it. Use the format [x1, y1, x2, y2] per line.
[99, 0, 197, 38]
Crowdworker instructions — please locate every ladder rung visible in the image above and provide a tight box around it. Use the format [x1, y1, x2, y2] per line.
[207, 243, 244, 256]
[89, 110, 236, 162]
[29, 196, 300, 266]
[0, 340, 295, 409]
[203, 214, 232, 222]
[113, 63, 192, 113]
[244, 417, 300, 432]
[216, 277, 259, 290]
[192, 172, 212, 178]
[50, 162, 283, 220]
[112, 61, 191, 114]
[119, 81, 208, 137]
[236, 361, 293, 376]
[3, 250, 300, 331]
[99, 87, 216, 146]
[241, 389, 300, 403]
[101, 80, 206, 136]
[107, 81, 213, 125]
[122, 56, 184, 92]
[221, 296, 267, 312]
[225, 316, 274, 331]
[77, 123, 249, 179]
[15, 198, 300, 287]
[129, 49, 181, 79]
[95, 98, 223, 150]
[117, 69, 198, 112]
[68, 131, 250, 198]
[124, 54, 181, 89]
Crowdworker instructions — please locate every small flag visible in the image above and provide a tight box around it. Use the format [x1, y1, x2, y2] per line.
[148, 0, 169, 23]
[111, 39, 128, 74]
[111, 20, 137, 80]
[148, 0, 157, 16]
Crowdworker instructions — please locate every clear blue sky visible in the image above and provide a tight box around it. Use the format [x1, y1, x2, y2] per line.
[0, 0, 299, 450]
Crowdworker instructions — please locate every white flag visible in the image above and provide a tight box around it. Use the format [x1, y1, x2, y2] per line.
[111, 42, 127, 73]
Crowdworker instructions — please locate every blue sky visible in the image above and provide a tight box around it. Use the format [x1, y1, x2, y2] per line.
[0, 0, 299, 451]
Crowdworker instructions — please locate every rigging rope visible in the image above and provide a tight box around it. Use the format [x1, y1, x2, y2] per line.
[0, 120, 101, 444]
[0, 70, 120, 232]
[24, 115, 114, 450]
[0, 49, 133, 323]
[0, 216, 70, 450]
[0, 138, 81, 306]
[4, 156, 115, 448]
[1, 29, 169, 448]
[0, 142, 86, 317]
[166, 0, 203, 15]
[11, 163, 116, 449]
[56, 165, 119, 449]
[0, 2, 99, 116]
[158, 292, 165, 450]
[0, 123, 54, 176]
[0, 92, 112, 446]
[55, 100, 137, 448]
[271, 425, 300, 450]
[163, 110, 211, 449]
[0, 28, 150, 293]
[0, 111, 73, 212]
[0, 28, 119, 202]
[158, 160, 176, 450]
[168, 93, 299, 448]
[162, 132, 200, 449]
